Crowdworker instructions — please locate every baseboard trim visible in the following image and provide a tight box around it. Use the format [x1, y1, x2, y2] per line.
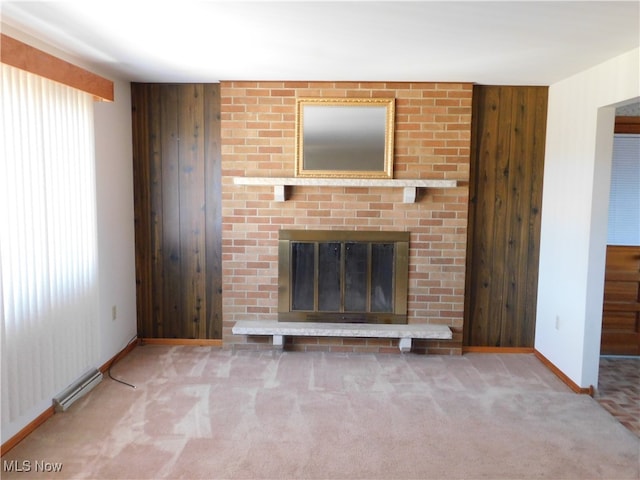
[141, 338, 223, 347]
[100, 337, 140, 374]
[1, 338, 139, 456]
[463, 346, 535, 354]
[534, 349, 594, 396]
[0, 406, 55, 457]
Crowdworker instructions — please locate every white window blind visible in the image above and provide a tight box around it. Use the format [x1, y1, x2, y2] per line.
[0, 64, 99, 428]
[607, 134, 640, 246]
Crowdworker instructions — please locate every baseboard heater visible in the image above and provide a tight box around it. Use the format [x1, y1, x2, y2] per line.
[52, 368, 103, 412]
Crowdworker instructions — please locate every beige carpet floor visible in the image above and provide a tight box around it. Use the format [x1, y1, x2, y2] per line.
[2, 346, 639, 479]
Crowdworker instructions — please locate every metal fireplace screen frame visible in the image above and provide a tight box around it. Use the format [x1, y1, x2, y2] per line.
[278, 230, 409, 324]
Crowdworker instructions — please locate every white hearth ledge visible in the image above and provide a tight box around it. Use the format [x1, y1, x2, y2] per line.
[232, 177, 457, 203]
[232, 320, 452, 353]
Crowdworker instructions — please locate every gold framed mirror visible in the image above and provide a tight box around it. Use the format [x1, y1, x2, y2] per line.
[295, 97, 395, 178]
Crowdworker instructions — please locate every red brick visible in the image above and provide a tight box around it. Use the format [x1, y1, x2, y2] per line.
[221, 81, 471, 355]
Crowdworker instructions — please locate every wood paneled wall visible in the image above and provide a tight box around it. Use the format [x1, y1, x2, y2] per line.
[464, 86, 548, 347]
[601, 245, 640, 355]
[131, 84, 222, 339]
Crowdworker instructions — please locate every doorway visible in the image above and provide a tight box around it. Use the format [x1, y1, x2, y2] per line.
[600, 113, 640, 355]
[594, 103, 640, 437]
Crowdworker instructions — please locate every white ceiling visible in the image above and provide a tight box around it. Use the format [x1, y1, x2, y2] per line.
[1, 1, 639, 85]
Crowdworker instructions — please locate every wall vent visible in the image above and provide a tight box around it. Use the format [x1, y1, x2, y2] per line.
[52, 368, 103, 412]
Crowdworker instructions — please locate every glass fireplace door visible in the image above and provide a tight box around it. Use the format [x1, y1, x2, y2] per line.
[280, 230, 408, 324]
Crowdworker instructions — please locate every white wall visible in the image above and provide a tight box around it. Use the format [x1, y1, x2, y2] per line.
[94, 79, 138, 366]
[1, 26, 137, 444]
[535, 47, 640, 389]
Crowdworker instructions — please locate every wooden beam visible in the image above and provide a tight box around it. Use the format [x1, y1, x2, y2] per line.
[615, 116, 640, 134]
[1, 33, 114, 101]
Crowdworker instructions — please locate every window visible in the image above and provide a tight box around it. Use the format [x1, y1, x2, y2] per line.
[1, 63, 99, 425]
[608, 134, 640, 246]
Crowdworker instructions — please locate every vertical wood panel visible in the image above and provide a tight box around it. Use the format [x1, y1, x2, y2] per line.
[149, 85, 164, 337]
[467, 87, 498, 345]
[490, 87, 514, 345]
[601, 245, 640, 355]
[160, 85, 182, 338]
[132, 83, 222, 339]
[501, 87, 523, 346]
[523, 88, 547, 345]
[204, 84, 223, 339]
[131, 83, 153, 337]
[465, 85, 547, 347]
[183, 85, 207, 338]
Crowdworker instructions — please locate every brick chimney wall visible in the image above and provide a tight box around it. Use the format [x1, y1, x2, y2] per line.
[221, 81, 472, 354]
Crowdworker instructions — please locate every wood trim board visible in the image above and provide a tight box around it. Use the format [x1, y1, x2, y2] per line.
[1, 33, 114, 101]
[0, 406, 55, 457]
[615, 116, 640, 134]
[534, 350, 594, 395]
[463, 346, 534, 354]
[141, 338, 224, 347]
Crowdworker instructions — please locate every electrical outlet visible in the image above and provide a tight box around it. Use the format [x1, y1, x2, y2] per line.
[112, 305, 117, 321]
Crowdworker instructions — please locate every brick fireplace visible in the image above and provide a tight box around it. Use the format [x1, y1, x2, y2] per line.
[221, 81, 472, 354]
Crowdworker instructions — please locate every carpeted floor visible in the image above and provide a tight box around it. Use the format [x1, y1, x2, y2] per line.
[2, 346, 639, 479]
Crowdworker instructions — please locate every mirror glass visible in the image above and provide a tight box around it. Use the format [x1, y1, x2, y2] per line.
[295, 98, 395, 178]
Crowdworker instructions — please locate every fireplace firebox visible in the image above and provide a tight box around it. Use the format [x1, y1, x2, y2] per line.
[278, 230, 409, 324]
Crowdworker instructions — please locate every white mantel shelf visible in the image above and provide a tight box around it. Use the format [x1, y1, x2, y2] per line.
[232, 177, 458, 203]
